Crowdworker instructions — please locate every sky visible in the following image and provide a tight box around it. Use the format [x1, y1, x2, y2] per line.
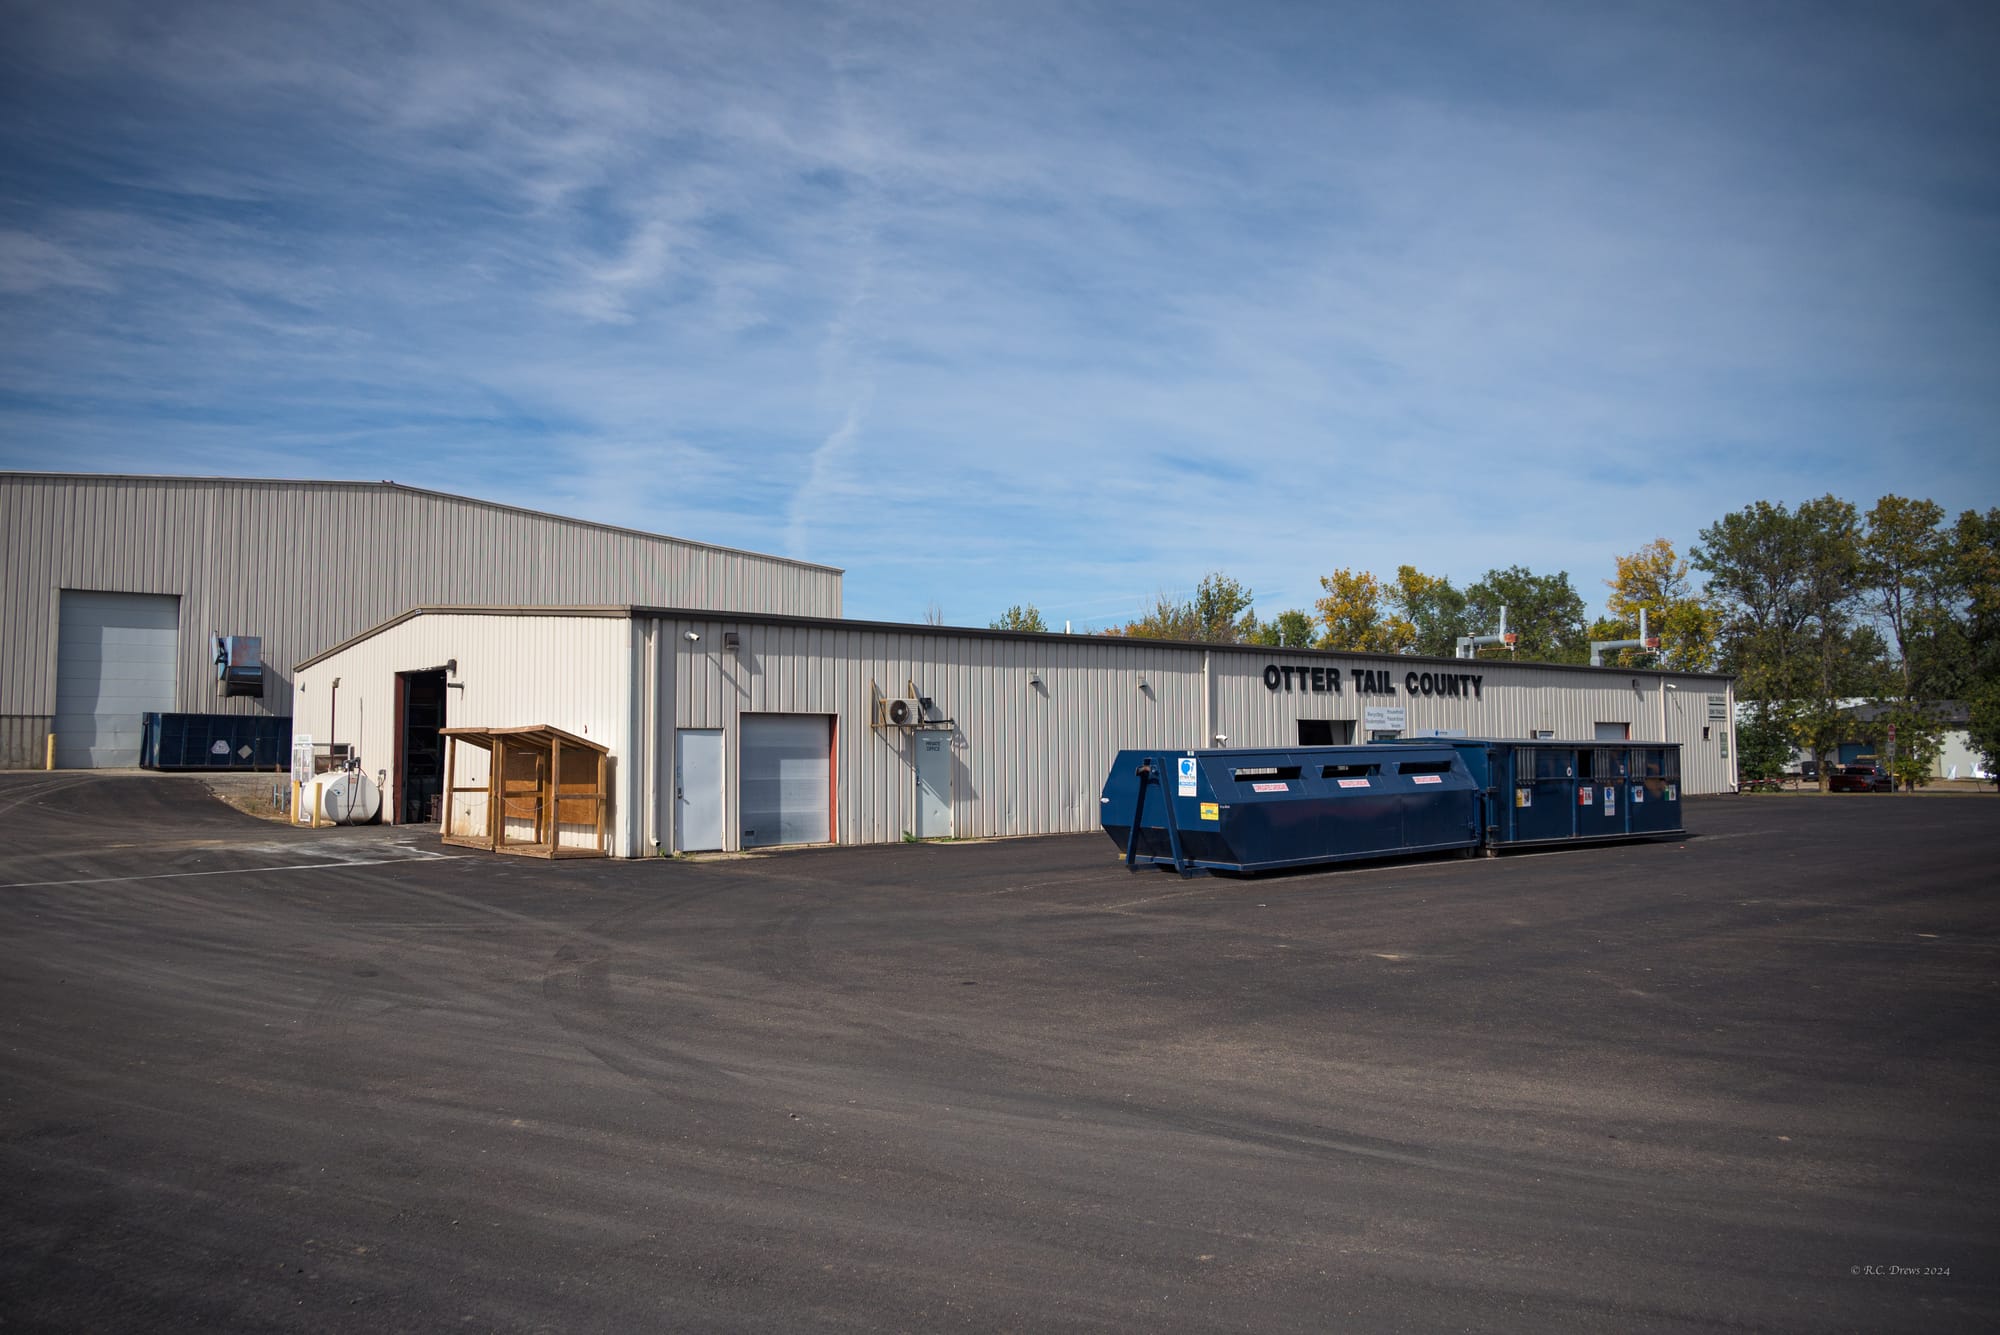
[2, 0, 1996, 628]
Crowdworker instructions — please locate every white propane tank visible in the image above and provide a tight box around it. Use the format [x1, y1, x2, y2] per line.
[313, 770, 381, 825]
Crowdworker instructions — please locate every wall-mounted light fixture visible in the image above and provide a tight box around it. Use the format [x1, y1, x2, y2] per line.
[1028, 673, 1043, 687]
[1136, 678, 1149, 691]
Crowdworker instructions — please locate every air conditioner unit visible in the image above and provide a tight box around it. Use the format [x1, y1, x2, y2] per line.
[878, 697, 924, 728]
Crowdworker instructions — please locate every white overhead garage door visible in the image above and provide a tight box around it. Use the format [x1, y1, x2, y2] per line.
[740, 714, 830, 848]
[55, 590, 181, 768]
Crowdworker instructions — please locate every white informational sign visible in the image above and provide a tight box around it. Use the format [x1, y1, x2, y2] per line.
[1365, 706, 1406, 733]
[291, 734, 315, 786]
[1707, 694, 1728, 721]
[1176, 756, 1198, 797]
[1412, 774, 1443, 785]
[1603, 787, 1616, 814]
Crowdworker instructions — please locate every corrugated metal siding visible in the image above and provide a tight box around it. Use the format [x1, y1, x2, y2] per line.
[0, 716, 51, 769]
[300, 610, 1736, 857]
[649, 621, 1733, 852]
[1207, 653, 1736, 797]
[1, 475, 841, 734]
[291, 615, 636, 852]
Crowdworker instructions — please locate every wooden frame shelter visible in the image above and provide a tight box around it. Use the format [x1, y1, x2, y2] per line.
[439, 724, 610, 858]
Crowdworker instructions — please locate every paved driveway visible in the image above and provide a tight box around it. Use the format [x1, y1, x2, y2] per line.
[2, 774, 1996, 1331]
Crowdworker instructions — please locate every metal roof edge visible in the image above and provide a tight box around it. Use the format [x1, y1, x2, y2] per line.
[624, 605, 1739, 683]
[293, 605, 633, 672]
[297, 602, 1738, 685]
[0, 471, 844, 576]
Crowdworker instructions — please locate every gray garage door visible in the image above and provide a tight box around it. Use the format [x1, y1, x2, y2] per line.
[740, 714, 830, 848]
[55, 591, 181, 768]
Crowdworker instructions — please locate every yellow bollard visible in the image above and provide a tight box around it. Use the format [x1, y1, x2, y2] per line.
[45, 732, 54, 770]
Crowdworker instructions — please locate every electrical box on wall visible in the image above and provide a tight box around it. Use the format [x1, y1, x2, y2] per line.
[214, 635, 265, 697]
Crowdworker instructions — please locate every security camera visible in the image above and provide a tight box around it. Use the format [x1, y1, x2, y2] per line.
[684, 631, 701, 643]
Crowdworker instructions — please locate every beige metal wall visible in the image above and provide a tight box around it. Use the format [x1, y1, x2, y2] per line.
[652, 615, 1208, 849]
[297, 608, 1736, 857]
[644, 614, 1735, 854]
[0, 473, 842, 755]
[1209, 654, 1737, 796]
[291, 612, 638, 852]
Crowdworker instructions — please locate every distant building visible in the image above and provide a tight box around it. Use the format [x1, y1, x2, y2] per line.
[1834, 700, 1984, 780]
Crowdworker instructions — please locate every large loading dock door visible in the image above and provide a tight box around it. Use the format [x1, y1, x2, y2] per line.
[740, 714, 831, 848]
[54, 590, 180, 768]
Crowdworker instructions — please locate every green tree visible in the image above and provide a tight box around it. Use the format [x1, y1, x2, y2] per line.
[1859, 496, 1948, 698]
[1385, 566, 1466, 657]
[1461, 566, 1588, 663]
[1736, 702, 1796, 785]
[1868, 701, 1946, 791]
[1190, 571, 1259, 644]
[990, 604, 1049, 633]
[1952, 507, 2000, 686]
[1600, 538, 1720, 672]
[1967, 681, 2000, 792]
[1694, 496, 1877, 786]
[1111, 572, 1258, 644]
[1250, 609, 1316, 648]
[1313, 569, 1414, 652]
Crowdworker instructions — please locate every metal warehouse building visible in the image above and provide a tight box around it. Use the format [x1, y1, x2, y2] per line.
[291, 605, 1739, 858]
[0, 473, 841, 769]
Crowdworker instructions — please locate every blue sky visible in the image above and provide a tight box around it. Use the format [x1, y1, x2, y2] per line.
[3, 0, 1996, 627]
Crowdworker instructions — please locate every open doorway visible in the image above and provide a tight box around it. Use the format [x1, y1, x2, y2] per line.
[396, 669, 448, 824]
[1298, 719, 1355, 746]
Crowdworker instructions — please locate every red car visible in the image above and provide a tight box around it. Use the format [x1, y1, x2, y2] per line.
[1828, 765, 1893, 793]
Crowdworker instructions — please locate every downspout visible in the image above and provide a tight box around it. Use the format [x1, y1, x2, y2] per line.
[1201, 650, 1212, 748]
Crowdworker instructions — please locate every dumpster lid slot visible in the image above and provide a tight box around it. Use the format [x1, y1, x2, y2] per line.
[1231, 765, 1301, 781]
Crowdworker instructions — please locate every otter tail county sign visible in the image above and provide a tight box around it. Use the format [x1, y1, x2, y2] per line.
[1261, 663, 1486, 699]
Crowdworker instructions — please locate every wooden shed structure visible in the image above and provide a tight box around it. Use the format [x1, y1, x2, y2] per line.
[440, 724, 610, 858]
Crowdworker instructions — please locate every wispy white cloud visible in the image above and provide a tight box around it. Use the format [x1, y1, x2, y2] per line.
[1, 0, 1994, 623]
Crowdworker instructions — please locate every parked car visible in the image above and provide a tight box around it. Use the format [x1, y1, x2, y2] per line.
[1828, 765, 1893, 793]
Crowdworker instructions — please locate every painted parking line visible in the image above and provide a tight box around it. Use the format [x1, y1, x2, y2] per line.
[1, 854, 467, 890]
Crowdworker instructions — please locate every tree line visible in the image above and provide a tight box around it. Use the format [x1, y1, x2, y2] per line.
[987, 494, 2000, 786]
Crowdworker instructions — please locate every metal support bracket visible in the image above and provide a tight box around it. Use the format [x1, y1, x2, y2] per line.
[1124, 757, 1194, 878]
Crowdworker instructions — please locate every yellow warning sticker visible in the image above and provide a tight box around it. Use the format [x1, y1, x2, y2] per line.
[1199, 802, 1219, 821]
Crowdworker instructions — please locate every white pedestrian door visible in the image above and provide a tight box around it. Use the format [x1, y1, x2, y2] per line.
[740, 714, 831, 848]
[915, 731, 953, 838]
[674, 729, 724, 853]
[55, 590, 180, 768]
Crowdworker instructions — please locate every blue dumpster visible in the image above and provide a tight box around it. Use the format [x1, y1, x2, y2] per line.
[1378, 737, 1685, 848]
[140, 712, 293, 770]
[1101, 743, 1483, 875]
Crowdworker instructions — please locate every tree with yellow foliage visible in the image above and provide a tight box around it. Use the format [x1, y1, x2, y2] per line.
[1314, 569, 1415, 652]
[1599, 538, 1719, 672]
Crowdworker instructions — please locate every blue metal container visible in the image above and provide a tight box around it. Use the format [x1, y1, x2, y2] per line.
[140, 712, 293, 770]
[1101, 743, 1483, 875]
[1380, 737, 1685, 848]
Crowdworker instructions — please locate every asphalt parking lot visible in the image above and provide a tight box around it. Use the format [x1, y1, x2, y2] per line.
[2, 774, 1996, 1333]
